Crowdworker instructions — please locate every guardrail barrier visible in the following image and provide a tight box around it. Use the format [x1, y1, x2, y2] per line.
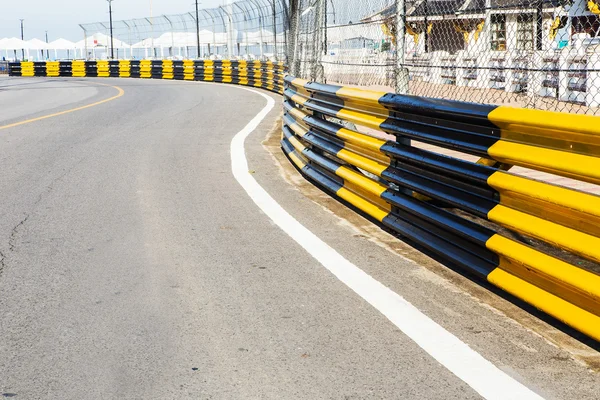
[7, 60, 284, 94]
[7, 59, 600, 343]
[282, 75, 600, 343]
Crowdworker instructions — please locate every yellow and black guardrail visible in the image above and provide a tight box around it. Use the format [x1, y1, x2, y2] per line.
[283, 75, 600, 343]
[7, 59, 600, 343]
[8, 60, 285, 94]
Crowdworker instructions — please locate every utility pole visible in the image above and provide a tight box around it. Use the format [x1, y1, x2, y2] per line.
[107, 0, 115, 59]
[19, 19, 25, 60]
[45, 30, 48, 59]
[195, 0, 201, 58]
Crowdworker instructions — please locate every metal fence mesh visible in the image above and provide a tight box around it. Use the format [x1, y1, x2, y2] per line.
[79, 0, 600, 114]
[290, 0, 600, 115]
[296, 0, 396, 86]
[79, 0, 287, 61]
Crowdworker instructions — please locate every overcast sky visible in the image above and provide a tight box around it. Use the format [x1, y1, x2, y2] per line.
[0, 0, 226, 42]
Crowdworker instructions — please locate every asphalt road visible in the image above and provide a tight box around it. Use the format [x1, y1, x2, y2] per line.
[0, 76, 599, 399]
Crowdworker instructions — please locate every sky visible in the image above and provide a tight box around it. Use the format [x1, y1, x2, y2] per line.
[0, 0, 225, 42]
[0, 1, 387, 44]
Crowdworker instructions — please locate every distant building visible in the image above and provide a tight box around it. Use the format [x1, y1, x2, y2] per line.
[362, 0, 600, 55]
[353, 0, 600, 107]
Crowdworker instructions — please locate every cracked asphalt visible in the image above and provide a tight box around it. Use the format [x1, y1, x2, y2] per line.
[1, 77, 599, 399]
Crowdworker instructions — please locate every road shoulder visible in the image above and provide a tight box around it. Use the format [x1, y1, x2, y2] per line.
[244, 92, 600, 400]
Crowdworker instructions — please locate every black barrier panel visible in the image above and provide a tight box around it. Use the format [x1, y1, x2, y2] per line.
[8, 63, 22, 76]
[85, 62, 97, 78]
[33, 63, 46, 77]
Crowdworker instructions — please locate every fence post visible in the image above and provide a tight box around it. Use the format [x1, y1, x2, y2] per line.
[395, 0, 409, 94]
[279, 0, 289, 61]
[288, 0, 300, 76]
[272, 0, 278, 60]
[394, 0, 411, 195]
[311, 0, 326, 82]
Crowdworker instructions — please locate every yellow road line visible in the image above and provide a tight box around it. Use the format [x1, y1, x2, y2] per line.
[0, 83, 125, 131]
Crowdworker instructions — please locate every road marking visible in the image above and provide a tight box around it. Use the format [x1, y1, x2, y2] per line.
[230, 86, 545, 400]
[0, 82, 124, 131]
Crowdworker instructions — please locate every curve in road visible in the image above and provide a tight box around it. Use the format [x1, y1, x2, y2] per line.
[0, 76, 599, 399]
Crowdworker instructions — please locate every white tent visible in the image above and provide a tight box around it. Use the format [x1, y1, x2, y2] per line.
[130, 31, 224, 59]
[27, 38, 49, 49]
[27, 38, 50, 60]
[75, 33, 129, 49]
[131, 38, 154, 59]
[75, 32, 130, 59]
[0, 37, 31, 60]
[131, 38, 154, 49]
[49, 38, 76, 50]
[1, 37, 31, 50]
[155, 32, 194, 47]
[245, 29, 273, 44]
[48, 38, 77, 60]
[153, 30, 229, 47]
[158, 32, 197, 58]
[325, 24, 384, 44]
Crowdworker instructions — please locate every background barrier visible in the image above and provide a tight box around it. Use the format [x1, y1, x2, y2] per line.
[7, 60, 285, 94]
[282, 75, 600, 343]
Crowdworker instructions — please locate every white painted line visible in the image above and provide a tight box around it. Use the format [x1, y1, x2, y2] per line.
[231, 87, 544, 400]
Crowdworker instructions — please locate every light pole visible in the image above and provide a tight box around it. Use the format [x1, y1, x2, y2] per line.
[45, 30, 48, 59]
[19, 19, 24, 60]
[195, 0, 201, 58]
[107, 0, 115, 59]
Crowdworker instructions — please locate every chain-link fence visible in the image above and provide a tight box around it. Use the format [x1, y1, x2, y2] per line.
[79, 0, 600, 114]
[290, 0, 600, 114]
[79, 0, 288, 61]
[292, 0, 396, 87]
